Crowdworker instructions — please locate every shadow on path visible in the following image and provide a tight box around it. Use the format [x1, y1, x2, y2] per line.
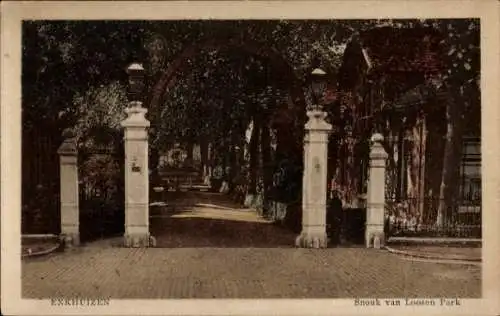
[150, 191, 297, 248]
[151, 190, 247, 210]
[151, 217, 296, 248]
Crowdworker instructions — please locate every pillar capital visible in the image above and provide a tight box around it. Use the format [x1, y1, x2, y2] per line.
[57, 129, 78, 157]
[121, 103, 150, 129]
[305, 109, 332, 132]
[369, 133, 388, 160]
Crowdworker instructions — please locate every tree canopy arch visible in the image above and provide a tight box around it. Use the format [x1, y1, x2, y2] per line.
[146, 37, 307, 128]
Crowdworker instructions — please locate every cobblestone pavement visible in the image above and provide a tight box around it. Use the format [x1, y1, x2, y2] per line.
[22, 192, 481, 299]
[23, 247, 481, 299]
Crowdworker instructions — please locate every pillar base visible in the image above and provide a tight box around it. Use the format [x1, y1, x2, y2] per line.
[60, 233, 80, 248]
[365, 229, 385, 249]
[124, 233, 156, 248]
[295, 231, 328, 249]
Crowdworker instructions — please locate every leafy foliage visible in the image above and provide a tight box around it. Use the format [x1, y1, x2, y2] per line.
[23, 21, 147, 129]
[23, 19, 479, 134]
[23, 19, 479, 192]
[72, 81, 128, 147]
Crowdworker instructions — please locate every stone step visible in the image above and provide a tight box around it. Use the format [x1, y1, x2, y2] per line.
[152, 184, 211, 193]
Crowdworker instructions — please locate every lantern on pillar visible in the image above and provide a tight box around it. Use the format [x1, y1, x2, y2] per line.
[126, 62, 145, 103]
[309, 68, 328, 110]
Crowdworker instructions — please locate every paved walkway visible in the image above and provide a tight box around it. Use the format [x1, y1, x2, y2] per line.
[22, 247, 481, 299]
[22, 192, 481, 299]
[149, 191, 295, 248]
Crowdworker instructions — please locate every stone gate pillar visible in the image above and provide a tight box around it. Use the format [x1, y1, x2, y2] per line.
[57, 129, 80, 247]
[295, 108, 332, 248]
[121, 102, 155, 247]
[365, 133, 388, 248]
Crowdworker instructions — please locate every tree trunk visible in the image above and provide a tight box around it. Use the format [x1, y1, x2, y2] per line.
[275, 125, 284, 159]
[261, 122, 273, 215]
[406, 115, 427, 216]
[249, 118, 261, 195]
[436, 93, 465, 226]
[331, 136, 342, 196]
[185, 142, 194, 167]
[423, 113, 445, 223]
[200, 139, 209, 178]
[228, 131, 238, 191]
[383, 125, 398, 201]
[344, 136, 356, 206]
[149, 147, 160, 183]
[327, 134, 338, 199]
[418, 116, 427, 217]
[396, 126, 405, 200]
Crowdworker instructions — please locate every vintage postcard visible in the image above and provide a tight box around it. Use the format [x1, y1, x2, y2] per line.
[1, 1, 499, 315]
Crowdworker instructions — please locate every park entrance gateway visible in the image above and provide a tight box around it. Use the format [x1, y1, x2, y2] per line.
[57, 61, 390, 249]
[54, 24, 479, 249]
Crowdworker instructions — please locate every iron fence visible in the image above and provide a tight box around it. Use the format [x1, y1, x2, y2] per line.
[384, 196, 481, 238]
[22, 124, 61, 234]
[79, 144, 124, 242]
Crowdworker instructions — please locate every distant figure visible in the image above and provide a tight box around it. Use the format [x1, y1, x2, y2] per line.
[219, 180, 230, 194]
[386, 211, 397, 236]
[211, 163, 224, 192]
[400, 212, 408, 230]
[327, 190, 343, 245]
[213, 164, 223, 179]
[271, 159, 289, 223]
[389, 212, 396, 227]
[204, 174, 211, 186]
[407, 214, 417, 233]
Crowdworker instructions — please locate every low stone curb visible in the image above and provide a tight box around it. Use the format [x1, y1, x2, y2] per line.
[194, 203, 249, 211]
[150, 203, 248, 212]
[22, 242, 62, 259]
[387, 237, 482, 247]
[384, 245, 481, 264]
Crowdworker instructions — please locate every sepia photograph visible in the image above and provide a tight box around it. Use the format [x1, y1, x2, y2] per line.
[1, 1, 499, 315]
